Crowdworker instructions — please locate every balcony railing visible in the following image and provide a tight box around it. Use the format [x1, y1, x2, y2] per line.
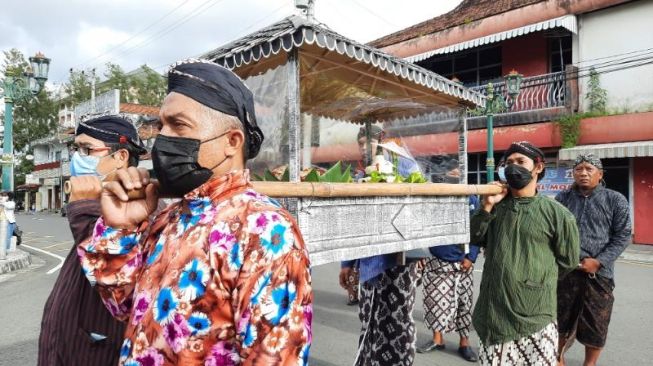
[469, 71, 567, 114]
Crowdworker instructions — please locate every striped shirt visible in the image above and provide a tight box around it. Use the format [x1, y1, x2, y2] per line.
[38, 199, 126, 366]
[470, 195, 580, 346]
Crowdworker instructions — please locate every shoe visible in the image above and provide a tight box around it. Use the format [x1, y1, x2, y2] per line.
[457, 346, 478, 362]
[346, 298, 359, 306]
[416, 340, 445, 353]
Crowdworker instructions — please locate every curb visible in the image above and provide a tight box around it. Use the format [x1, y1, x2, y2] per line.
[0, 249, 33, 274]
[620, 251, 653, 264]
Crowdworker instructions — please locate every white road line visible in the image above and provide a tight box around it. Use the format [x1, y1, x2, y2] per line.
[21, 244, 65, 275]
[43, 241, 73, 249]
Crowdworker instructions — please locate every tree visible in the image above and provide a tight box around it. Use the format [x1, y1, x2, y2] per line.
[63, 68, 98, 106]
[99, 63, 166, 105]
[130, 65, 167, 106]
[1, 48, 29, 78]
[101, 63, 131, 103]
[1, 48, 58, 153]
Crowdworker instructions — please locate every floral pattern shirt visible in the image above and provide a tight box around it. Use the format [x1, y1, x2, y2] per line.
[78, 171, 313, 366]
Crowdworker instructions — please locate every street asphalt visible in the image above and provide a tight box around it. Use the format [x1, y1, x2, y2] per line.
[1, 212, 652, 366]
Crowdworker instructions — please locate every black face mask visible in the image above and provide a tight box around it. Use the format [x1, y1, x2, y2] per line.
[152, 133, 229, 197]
[504, 164, 535, 190]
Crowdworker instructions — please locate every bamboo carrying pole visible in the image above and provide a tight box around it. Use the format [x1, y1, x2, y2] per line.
[64, 178, 502, 199]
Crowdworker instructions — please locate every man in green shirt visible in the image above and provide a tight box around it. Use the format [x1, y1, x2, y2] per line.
[470, 141, 580, 366]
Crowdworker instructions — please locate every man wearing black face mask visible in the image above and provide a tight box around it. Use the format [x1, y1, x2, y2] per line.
[470, 141, 580, 366]
[77, 59, 313, 365]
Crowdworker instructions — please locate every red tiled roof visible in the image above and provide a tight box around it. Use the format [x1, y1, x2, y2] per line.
[369, 0, 546, 48]
[16, 184, 40, 191]
[34, 161, 61, 171]
[120, 103, 160, 116]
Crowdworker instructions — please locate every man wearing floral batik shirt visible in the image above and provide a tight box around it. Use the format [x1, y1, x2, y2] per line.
[77, 59, 312, 366]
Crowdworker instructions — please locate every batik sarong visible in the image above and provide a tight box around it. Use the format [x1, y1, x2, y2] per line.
[421, 257, 473, 337]
[344, 267, 360, 303]
[558, 269, 615, 349]
[479, 322, 558, 366]
[354, 263, 420, 366]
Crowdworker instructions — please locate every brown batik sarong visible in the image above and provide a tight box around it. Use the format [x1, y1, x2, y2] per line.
[557, 269, 615, 349]
[479, 322, 558, 366]
[344, 267, 360, 303]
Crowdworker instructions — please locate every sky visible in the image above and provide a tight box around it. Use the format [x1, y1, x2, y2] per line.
[0, 0, 462, 88]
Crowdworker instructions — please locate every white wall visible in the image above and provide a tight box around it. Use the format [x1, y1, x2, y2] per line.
[578, 0, 653, 113]
[33, 145, 50, 165]
[32, 142, 68, 165]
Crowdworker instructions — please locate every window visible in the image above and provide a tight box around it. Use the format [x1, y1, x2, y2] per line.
[467, 152, 488, 184]
[418, 45, 503, 87]
[549, 35, 572, 73]
[55, 151, 62, 162]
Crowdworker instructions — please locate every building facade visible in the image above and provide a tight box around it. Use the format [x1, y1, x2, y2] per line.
[371, 0, 653, 244]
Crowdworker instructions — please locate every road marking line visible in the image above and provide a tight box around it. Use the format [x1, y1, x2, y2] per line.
[21, 244, 65, 275]
[43, 241, 73, 249]
[17, 238, 41, 245]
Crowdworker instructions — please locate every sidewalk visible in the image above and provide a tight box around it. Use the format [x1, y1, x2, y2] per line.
[0, 249, 32, 275]
[620, 243, 653, 264]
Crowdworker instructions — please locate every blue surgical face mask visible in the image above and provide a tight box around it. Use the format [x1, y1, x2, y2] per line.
[497, 165, 507, 182]
[70, 151, 101, 176]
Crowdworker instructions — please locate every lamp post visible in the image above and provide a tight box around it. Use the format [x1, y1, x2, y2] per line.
[0, 52, 51, 192]
[484, 70, 523, 182]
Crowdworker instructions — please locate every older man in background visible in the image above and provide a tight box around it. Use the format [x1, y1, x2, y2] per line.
[556, 154, 631, 366]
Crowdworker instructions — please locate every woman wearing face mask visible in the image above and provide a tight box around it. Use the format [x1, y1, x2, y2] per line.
[469, 141, 580, 366]
[38, 116, 146, 366]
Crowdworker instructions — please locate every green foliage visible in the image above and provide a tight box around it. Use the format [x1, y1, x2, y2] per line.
[63, 68, 99, 106]
[254, 161, 352, 183]
[129, 65, 167, 106]
[557, 110, 611, 148]
[99, 63, 166, 105]
[101, 63, 130, 103]
[61, 63, 166, 107]
[1, 48, 29, 77]
[14, 157, 34, 186]
[1, 49, 58, 153]
[557, 113, 583, 148]
[264, 169, 281, 181]
[404, 171, 428, 183]
[366, 170, 427, 183]
[586, 67, 608, 114]
[318, 161, 352, 183]
[303, 169, 320, 182]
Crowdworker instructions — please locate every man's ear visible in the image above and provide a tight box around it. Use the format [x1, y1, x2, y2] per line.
[224, 130, 245, 158]
[114, 148, 130, 168]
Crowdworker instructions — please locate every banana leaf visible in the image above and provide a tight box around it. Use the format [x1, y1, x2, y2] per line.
[304, 169, 321, 182]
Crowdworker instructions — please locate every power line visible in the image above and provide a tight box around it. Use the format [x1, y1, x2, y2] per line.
[74, 0, 192, 69]
[573, 46, 653, 66]
[500, 55, 653, 91]
[571, 49, 653, 74]
[97, 0, 220, 66]
[88, 0, 223, 71]
[349, 0, 399, 28]
[151, 1, 291, 72]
